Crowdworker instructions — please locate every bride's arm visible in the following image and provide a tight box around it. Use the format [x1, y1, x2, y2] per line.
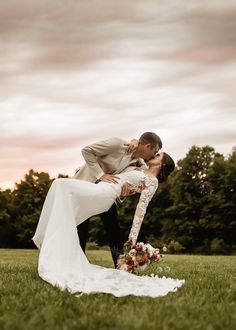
[128, 176, 158, 244]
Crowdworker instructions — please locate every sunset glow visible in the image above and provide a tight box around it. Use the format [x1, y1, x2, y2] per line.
[1, 0, 236, 189]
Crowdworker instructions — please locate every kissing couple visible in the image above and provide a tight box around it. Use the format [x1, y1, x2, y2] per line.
[33, 132, 184, 298]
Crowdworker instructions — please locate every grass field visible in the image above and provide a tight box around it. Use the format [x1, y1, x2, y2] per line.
[0, 249, 235, 330]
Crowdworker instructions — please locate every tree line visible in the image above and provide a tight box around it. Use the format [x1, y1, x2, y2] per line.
[0, 145, 235, 254]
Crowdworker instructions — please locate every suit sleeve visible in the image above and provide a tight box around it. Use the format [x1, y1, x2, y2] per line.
[128, 175, 158, 242]
[81, 137, 125, 180]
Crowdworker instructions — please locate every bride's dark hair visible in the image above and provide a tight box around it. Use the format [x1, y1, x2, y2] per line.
[157, 152, 175, 183]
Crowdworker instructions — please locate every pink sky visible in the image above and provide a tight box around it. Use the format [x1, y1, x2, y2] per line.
[1, 0, 236, 189]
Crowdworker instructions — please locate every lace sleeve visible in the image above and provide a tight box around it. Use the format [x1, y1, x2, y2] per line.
[128, 174, 158, 242]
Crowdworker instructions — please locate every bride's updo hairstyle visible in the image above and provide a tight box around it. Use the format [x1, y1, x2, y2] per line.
[157, 152, 175, 183]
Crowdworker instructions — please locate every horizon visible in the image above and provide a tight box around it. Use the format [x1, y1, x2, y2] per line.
[1, 142, 235, 191]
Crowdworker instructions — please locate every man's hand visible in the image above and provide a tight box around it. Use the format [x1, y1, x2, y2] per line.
[120, 183, 136, 198]
[124, 139, 139, 154]
[99, 174, 120, 184]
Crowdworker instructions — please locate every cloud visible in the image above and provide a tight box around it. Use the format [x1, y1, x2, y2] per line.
[0, 0, 236, 188]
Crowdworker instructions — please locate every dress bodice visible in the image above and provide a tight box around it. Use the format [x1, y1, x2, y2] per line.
[117, 167, 147, 193]
[117, 167, 158, 242]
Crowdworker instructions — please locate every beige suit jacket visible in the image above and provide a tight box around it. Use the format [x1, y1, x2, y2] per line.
[73, 137, 143, 182]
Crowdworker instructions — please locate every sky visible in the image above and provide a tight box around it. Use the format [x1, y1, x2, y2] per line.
[1, 0, 236, 189]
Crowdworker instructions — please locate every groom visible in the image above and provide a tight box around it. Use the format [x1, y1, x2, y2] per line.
[74, 132, 162, 267]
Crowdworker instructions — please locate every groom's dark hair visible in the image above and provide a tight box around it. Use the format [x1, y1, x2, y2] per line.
[139, 132, 163, 149]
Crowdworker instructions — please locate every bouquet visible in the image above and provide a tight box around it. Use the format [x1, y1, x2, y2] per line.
[117, 240, 167, 274]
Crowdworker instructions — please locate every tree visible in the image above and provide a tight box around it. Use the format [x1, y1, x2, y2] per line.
[199, 148, 236, 253]
[0, 189, 14, 247]
[11, 170, 52, 247]
[223, 148, 236, 249]
[169, 146, 219, 252]
[0, 145, 235, 254]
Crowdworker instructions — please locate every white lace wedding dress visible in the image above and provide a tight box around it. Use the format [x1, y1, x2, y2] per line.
[32, 167, 184, 298]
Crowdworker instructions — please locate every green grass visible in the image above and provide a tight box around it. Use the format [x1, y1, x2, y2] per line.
[0, 249, 235, 330]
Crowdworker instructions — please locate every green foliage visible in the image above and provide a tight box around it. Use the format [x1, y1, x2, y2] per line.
[162, 146, 236, 254]
[0, 146, 235, 254]
[11, 170, 53, 248]
[0, 189, 14, 247]
[0, 170, 53, 248]
[88, 215, 108, 245]
[86, 241, 100, 250]
[167, 240, 185, 254]
[210, 238, 230, 255]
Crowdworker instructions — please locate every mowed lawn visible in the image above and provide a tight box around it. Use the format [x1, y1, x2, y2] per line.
[0, 249, 235, 330]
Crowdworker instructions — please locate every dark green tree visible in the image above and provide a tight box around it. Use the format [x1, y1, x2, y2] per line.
[169, 146, 219, 252]
[0, 189, 14, 247]
[223, 148, 236, 249]
[199, 148, 236, 253]
[0, 145, 235, 254]
[11, 170, 52, 247]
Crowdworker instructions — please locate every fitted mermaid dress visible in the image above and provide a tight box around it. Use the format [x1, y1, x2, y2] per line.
[32, 167, 184, 297]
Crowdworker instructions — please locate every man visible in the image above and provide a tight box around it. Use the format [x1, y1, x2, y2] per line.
[74, 132, 162, 267]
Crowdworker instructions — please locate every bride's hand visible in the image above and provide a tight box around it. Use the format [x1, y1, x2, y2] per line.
[124, 139, 139, 153]
[130, 238, 136, 247]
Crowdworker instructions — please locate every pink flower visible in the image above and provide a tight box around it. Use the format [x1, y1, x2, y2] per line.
[117, 258, 125, 268]
[153, 249, 160, 256]
[154, 253, 161, 261]
[119, 263, 129, 271]
[135, 243, 143, 251]
[136, 252, 148, 266]
[135, 242, 146, 252]
[118, 241, 165, 274]
[128, 249, 137, 258]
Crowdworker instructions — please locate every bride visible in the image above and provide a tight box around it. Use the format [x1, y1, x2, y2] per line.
[32, 152, 184, 298]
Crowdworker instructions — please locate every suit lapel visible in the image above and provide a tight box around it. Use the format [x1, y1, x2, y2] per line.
[114, 153, 136, 174]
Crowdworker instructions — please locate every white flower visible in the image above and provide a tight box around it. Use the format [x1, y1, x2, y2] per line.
[139, 242, 146, 251]
[128, 249, 137, 257]
[163, 246, 167, 252]
[146, 243, 156, 254]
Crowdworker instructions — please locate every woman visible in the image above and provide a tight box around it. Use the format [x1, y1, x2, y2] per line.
[32, 152, 184, 298]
